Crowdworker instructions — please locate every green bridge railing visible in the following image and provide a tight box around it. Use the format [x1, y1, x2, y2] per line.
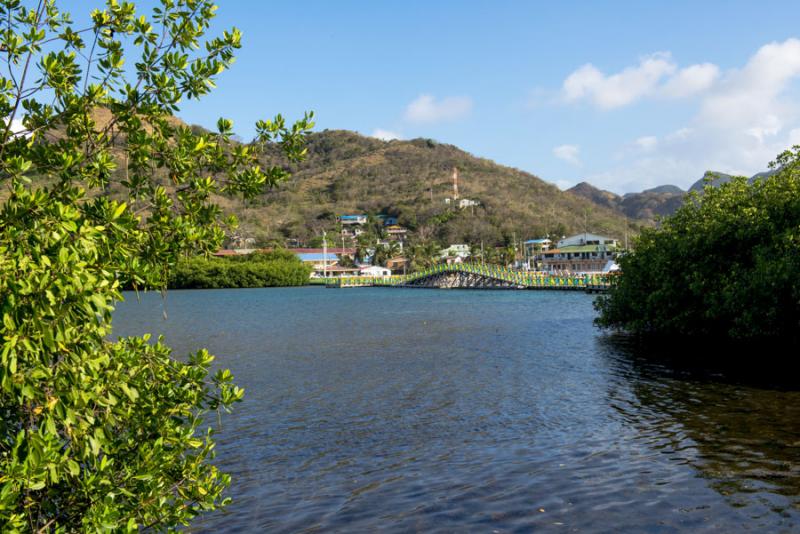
[319, 263, 615, 289]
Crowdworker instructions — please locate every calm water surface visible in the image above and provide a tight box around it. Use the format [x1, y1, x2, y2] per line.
[113, 287, 800, 532]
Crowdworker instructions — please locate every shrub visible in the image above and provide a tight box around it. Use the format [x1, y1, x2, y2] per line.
[595, 149, 800, 341]
[0, 0, 312, 530]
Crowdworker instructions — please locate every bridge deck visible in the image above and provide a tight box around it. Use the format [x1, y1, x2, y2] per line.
[323, 263, 614, 291]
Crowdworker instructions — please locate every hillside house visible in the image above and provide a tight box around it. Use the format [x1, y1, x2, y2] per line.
[385, 225, 408, 241]
[338, 214, 367, 225]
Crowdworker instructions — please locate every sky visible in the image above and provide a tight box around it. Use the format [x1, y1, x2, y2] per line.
[79, 1, 800, 193]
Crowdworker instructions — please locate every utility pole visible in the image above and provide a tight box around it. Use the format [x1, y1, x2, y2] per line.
[624, 217, 629, 250]
[452, 166, 459, 200]
[323, 230, 327, 280]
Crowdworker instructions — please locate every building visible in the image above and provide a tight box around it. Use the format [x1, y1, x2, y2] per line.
[556, 233, 617, 248]
[297, 252, 339, 268]
[359, 265, 391, 277]
[444, 197, 480, 209]
[541, 233, 619, 273]
[313, 265, 360, 278]
[385, 257, 410, 274]
[524, 238, 551, 254]
[340, 226, 365, 238]
[385, 225, 408, 241]
[523, 238, 552, 270]
[338, 214, 367, 225]
[290, 247, 355, 255]
[440, 244, 471, 261]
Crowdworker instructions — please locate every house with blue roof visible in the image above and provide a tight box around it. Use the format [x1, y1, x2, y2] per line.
[296, 252, 339, 264]
[338, 214, 367, 225]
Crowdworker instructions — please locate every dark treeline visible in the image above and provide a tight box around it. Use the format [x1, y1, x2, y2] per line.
[170, 249, 311, 289]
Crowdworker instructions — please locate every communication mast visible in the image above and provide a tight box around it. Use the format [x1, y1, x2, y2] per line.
[452, 166, 459, 200]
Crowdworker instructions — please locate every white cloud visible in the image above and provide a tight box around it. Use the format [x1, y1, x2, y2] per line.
[553, 144, 580, 166]
[580, 39, 800, 193]
[562, 53, 675, 108]
[789, 128, 800, 147]
[554, 179, 574, 190]
[3, 117, 28, 139]
[371, 129, 402, 141]
[635, 136, 658, 151]
[404, 94, 473, 123]
[661, 63, 719, 98]
[561, 52, 718, 109]
[665, 127, 692, 141]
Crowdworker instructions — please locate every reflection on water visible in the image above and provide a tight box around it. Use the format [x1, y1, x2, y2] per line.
[600, 335, 800, 524]
[112, 288, 800, 532]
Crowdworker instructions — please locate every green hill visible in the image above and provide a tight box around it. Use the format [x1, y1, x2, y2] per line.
[233, 129, 641, 247]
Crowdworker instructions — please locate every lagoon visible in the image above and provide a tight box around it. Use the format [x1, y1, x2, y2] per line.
[113, 287, 800, 532]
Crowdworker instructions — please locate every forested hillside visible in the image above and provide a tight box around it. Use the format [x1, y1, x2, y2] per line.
[231, 129, 640, 246]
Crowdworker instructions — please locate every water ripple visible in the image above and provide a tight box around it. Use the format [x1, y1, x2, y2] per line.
[111, 288, 800, 532]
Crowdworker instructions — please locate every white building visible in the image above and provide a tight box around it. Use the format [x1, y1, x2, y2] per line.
[557, 233, 617, 248]
[440, 244, 471, 260]
[359, 265, 391, 277]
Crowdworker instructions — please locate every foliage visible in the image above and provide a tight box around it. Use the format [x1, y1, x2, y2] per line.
[170, 252, 311, 289]
[408, 242, 441, 271]
[595, 149, 800, 341]
[371, 241, 400, 267]
[238, 129, 634, 247]
[0, 0, 311, 531]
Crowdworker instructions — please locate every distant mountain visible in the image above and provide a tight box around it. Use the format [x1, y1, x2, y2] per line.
[643, 185, 684, 194]
[572, 167, 780, 223]
[689, 171, 734, 192]
[688, 169, 777, 191]
[567, 182, 620, 212]
[567, 182, 685, 221]
[749, 169, 779, 182]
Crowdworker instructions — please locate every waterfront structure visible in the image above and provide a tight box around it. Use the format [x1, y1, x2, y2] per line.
[360, 265, 391, 277]
[332, 262, 611, 291]
[386, 257, 410, 273]
[541, 233, 619, 273]
[523, 238, 552, 270]
[524, 238, 551, 255]
[312, 265, 360, 278]
[556, 233, 617, 248]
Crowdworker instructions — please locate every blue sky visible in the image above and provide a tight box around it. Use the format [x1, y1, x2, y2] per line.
[105, 1, 800, 192]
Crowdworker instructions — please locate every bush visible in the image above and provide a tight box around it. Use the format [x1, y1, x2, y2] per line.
[169, 253, 311, 289]
[0, 0, 312, 530]
[595, 149, 800, 341]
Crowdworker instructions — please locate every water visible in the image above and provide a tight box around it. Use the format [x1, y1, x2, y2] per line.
[113, 287, 800, 532]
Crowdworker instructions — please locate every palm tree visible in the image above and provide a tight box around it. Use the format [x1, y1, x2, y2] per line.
[354, 234, 371, 264]
[500, 244, 517, 267]
[372, 244, 388, 266]
[410, 242, 441, 271]
[469, 243, 482, 263]
[385, 240, 401, 260]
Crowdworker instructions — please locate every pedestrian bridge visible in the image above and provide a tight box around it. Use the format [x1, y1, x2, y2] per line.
[327, 263, 613, 291]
